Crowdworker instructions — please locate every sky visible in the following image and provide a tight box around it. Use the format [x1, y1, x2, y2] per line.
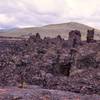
[0, 0, 100, 29]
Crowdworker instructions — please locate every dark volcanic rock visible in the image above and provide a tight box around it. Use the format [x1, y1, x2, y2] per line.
[0, 86, 100, 100]
[87, 29, 95, 43]
[0, 30, 100, 98]
[68, 30, 81, 48]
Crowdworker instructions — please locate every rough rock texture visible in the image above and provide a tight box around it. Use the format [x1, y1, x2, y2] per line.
[68, 30, 81, 48]
[0, 86, 100, 100]
[87, 29, 95, 43]
[0, 30, 100, 99]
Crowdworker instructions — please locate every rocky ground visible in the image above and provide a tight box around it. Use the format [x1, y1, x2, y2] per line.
[0, 31, 100, 100]
[0, 86, 100, 100]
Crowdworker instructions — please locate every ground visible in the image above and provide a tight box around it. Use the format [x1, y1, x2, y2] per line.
[0, 86, 100, 100]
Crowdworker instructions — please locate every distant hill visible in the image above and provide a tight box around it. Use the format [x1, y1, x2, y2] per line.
[0, 28, 18, 33]
[0, 22, 100, 40]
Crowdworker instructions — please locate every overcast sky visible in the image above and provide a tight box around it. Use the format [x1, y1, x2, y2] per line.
[0, 0, 100, 29]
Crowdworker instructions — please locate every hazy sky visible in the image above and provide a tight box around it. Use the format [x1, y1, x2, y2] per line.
[0, 0, 100, 29]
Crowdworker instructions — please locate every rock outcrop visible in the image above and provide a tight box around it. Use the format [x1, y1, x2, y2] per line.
[68, 30, 81, 48]
[87, 29, 95, 43]
[0, 30, 99, 99]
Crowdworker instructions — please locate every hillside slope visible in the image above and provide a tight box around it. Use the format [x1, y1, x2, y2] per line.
[0, 22, 100, 40]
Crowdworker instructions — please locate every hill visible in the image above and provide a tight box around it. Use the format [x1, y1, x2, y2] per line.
[0, 22, 100, 40]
